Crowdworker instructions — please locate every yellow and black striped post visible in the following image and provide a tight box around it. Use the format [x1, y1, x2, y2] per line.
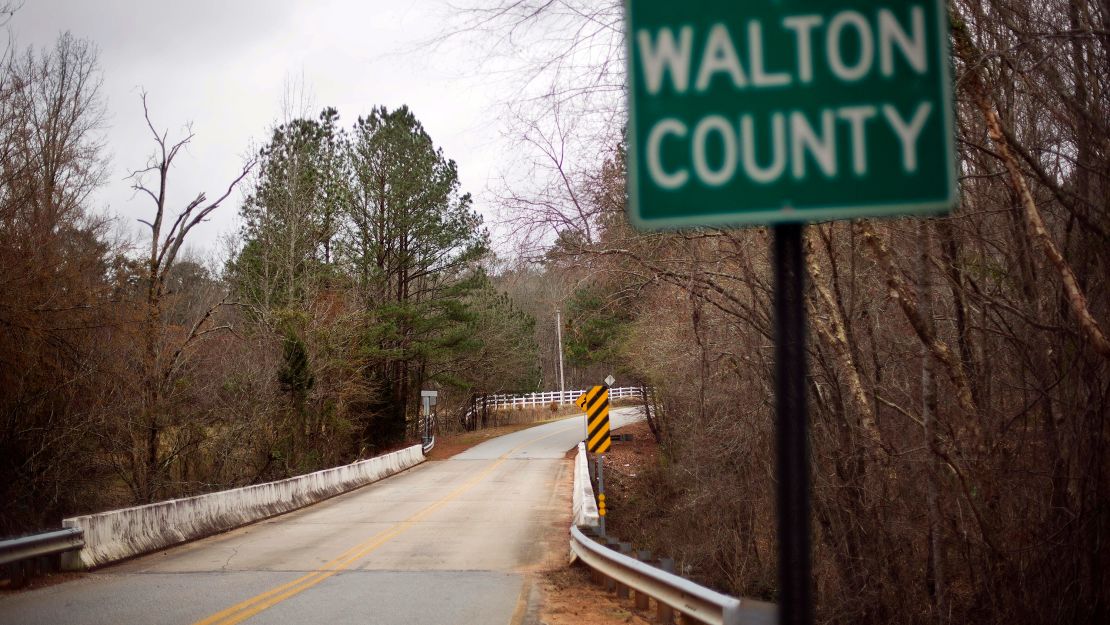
[578, 385, 611, 454]
[576, 384, 611, 535]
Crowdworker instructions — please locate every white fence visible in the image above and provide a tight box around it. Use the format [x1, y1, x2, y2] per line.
[480, 386, 644, 410]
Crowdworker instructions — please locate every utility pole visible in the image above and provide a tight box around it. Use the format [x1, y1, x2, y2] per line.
[555, 308, 566, 400]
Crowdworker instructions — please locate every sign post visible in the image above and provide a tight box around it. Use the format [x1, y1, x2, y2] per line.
[773, 223, 811, 625]
[625, 3, 956, 624]
[577, 384, 612, 536]
[596, 456, 606, 537]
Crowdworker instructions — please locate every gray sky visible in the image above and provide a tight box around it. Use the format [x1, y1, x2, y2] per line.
[10, 0, 510, 262]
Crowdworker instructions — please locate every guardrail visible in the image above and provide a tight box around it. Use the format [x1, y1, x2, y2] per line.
[569, 445, 775, 625]
[570, 527, 775, 625]
[422, 412, 437, 455]
[0, 527, 84, 586]
[479, 386, 645, 410]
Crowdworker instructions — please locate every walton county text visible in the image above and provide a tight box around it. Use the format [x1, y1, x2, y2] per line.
[637, 5, 935, 189]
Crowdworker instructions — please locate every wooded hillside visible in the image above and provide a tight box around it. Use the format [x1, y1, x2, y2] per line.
[464, 1, 1110, 622]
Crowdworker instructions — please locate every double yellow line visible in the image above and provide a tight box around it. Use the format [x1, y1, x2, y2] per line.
[193, 423, 580, 625]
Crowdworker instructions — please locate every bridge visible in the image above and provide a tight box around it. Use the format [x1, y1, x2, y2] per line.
[1, 408, 652, 625]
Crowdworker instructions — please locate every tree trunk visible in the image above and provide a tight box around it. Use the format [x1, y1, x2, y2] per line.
[952, 17, 1110, 360]
[919, 221, 948, 624]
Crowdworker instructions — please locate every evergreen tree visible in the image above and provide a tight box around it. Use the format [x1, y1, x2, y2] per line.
[228, 104, 533, 454]
[228, 108, 347, 321]
[277, 330, 315, 468]
[564, 285, 630, 369]
[278, 331, 315, 411]
[342, 105, 488, 446]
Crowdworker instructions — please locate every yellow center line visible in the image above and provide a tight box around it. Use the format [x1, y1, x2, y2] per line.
[192, 423, 581, 625]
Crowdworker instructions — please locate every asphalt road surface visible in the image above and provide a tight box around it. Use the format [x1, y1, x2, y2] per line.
[0, 407, 643, 625]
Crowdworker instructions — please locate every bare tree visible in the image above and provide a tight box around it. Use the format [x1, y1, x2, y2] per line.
[462, 1, 1110, 622]
[122, 93, 255, 502]
[0, 32, 114, 533]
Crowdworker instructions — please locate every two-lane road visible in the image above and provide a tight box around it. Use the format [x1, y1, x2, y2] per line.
[0, 408, 642, 625]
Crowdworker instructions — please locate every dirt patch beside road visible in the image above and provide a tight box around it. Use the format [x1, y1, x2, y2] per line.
[0, 571, 85, 594]
[599, 420, 659, 503]
[533, 565, 653, 625]
[529, 418, 663, 625]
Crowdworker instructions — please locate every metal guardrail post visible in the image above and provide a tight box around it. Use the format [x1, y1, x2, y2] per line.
[658, 558, 676, 624]
[617, 543, 632, 598]
[635, 550, 651, 610]
[604, 539, 619, 592]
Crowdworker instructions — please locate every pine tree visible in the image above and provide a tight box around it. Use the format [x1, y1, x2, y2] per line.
[228, 108, 347, 322]
[342, 105, 488, 446]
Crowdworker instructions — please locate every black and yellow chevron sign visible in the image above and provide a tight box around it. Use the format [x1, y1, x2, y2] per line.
[577, 385, 611, 454]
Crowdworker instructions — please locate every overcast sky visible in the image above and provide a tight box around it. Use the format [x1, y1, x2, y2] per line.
[10, 0, 512, 262]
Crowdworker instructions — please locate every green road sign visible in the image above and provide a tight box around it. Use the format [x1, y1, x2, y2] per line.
[626, 0, 957, 230]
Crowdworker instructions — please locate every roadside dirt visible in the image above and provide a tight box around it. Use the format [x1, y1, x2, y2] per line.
[0, 571, 85, 594]
[599, 420, 660, 497]
[532, 565, 654, 625]
[528, 418, 662, 625]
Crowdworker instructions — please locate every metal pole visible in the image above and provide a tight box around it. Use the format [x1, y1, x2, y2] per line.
[596, 455, 606, 537]
[422, 396, 430, 445]
[556, 308, 566, 400]
[773, 223, 812, 625]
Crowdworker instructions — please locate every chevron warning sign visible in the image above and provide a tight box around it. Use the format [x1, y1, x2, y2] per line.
[577, 385, 611, 454]
[573, 387, 594, 411]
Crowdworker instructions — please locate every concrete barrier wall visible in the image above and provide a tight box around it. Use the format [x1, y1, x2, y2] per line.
[572, 442, 600, 528]
[62, 445, 425, 570]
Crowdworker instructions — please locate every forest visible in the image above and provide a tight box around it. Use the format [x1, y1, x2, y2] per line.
[0, 34, 539, 533]
[472, 1, 1110, 623]
[3, 1, 1109, 624]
